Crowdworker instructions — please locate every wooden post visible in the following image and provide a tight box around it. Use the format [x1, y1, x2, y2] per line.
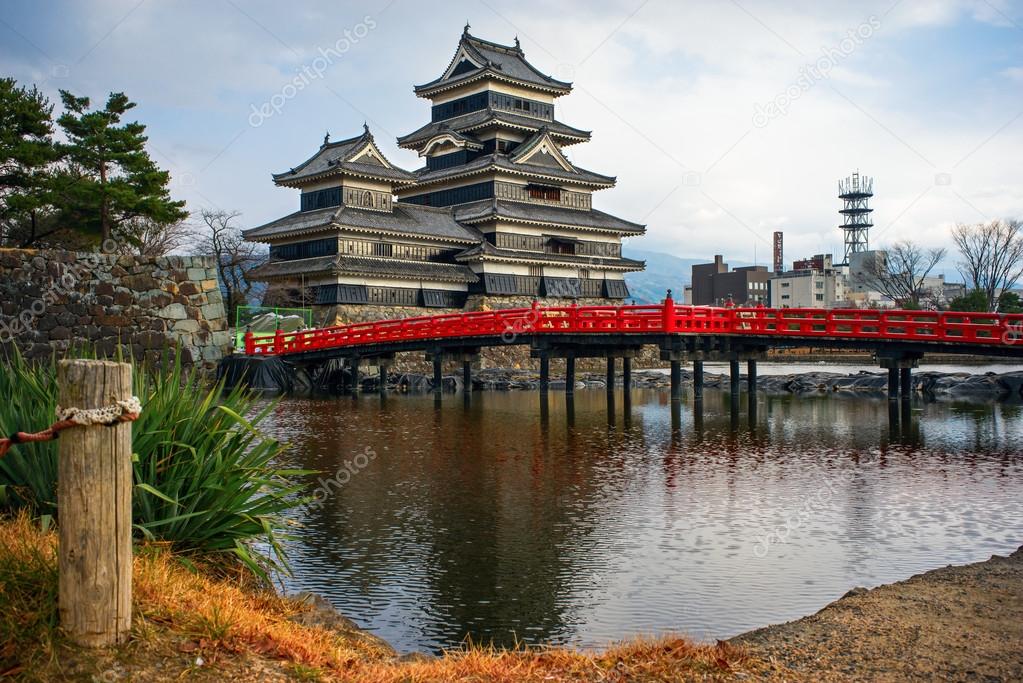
[565, 356, 576, 396]
[57, 359, 133, 647]
[539, 354, 550, 393]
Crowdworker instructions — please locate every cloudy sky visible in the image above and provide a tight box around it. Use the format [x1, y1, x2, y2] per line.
[1, 0, 1021, 273]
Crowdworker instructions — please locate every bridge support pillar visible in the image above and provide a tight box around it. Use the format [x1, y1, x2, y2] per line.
[379, 364, 388, 393]
[747, 359, 758, 395]
[433, 357, 443, 394]
[463, 361, 472, 393]
[539, 354, 550, 393]
[729, 359, 740, 395]
[670, 360, 682, 401]
[693, 360, 704, 401]
[622, 357, 632, 389]
[565, 357, 576, 395]
[879, 354, 920, 401]
[606, 357, 616, 393]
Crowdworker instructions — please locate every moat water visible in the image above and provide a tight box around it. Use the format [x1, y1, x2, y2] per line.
[263, 370, 1023, 653]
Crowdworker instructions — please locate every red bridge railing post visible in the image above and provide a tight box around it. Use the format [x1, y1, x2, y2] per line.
[662, 289, 676, 333]
[243, 327, 254, 355]
[273, 328, 284, 355]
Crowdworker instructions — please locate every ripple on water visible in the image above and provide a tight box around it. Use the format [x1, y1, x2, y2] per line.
[263, 389, 1023, 652]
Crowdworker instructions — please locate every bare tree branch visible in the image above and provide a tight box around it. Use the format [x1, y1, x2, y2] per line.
[191, 209, 265, 323]
[951, 219, 1023, 312]
[859, 241, 947, 309]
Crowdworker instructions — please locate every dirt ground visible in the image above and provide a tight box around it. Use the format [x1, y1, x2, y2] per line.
[731, 546, 1023, 682]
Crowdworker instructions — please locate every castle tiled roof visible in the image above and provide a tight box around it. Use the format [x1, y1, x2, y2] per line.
[397, 109, 590, 150]
[454, 199, 646, 234]
[272, 126, 416, 186]
[243, 203, 481, 244]
[414, 29, 571, 97]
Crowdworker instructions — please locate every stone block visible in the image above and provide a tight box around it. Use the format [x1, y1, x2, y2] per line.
[173, 319, 200, 333]
[186, 267, 207, 281]
[201, 303, 225, 321]
[178, 281, 199, 296]
[158, 303, 187, 320]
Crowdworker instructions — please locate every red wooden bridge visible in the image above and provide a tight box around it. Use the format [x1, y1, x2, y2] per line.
[238, 296, 1023, 399]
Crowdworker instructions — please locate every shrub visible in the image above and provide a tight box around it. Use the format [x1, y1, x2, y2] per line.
[0, 352, 306, 579]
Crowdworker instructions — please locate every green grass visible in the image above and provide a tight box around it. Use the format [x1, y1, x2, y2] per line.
[0, 351, 309, 579]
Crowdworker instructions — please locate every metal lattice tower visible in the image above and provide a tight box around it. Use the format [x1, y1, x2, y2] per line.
[838, 172, 873, 264]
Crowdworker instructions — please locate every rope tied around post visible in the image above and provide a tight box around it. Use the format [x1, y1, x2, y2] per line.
[0, 396, 142, 458]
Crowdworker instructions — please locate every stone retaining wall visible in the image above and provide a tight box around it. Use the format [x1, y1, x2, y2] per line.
[0, 249, 231, 366]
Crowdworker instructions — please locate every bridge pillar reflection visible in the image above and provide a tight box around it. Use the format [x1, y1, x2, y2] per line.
[349, 357, 360, 395]
[693, 360, 704, 401]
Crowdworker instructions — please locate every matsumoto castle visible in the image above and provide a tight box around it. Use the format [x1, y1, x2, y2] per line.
[245, 26, 646, 322]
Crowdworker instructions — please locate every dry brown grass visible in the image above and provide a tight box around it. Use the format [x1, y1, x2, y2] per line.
[0, 514, 789, 682]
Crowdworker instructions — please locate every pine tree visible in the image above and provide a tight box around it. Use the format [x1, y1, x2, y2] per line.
[0, 78, 59, 243]
[54, 90, 186, 246]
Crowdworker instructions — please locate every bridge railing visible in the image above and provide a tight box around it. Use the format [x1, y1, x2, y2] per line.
[243, 300, 1023, 356]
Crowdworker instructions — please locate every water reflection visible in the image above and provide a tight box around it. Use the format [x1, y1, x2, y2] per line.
[263, 389, 1023, 653]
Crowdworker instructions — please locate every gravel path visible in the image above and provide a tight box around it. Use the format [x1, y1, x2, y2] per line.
[731, 547, 1023, 681]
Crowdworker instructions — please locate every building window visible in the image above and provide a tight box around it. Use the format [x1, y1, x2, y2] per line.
[372, 242, 393, 257]
[815, 293, 825, 301]
[815, 281, 824, 289]
[782, 294, 790, 300]
[528, 265, 542, 277]
[579, 269, 590, 280]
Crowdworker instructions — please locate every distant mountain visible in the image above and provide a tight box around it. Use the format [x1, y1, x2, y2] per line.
[622, 248, 703, 304]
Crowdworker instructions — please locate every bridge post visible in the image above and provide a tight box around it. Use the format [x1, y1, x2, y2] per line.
[747, 358, 758, 395]
[433, 356, 443, 394]
[622, 357, 632, 390]
[887, 367, 899, 400]
[539, 353, 550, 393]
[379, 363, 388, 393]
[463, 361, 472, 393]
[693, 360, 704, 400]
[606, 357, 615, 393]
[565, 356, 576, 395]
[670, 360, 681, 401]
[729, 359, 740, 395]
[900, 367, 912, 399]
